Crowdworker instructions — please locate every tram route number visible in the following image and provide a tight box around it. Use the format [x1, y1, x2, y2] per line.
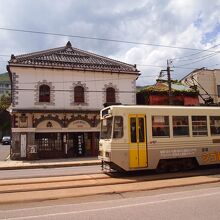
[202, 152, 220, 163]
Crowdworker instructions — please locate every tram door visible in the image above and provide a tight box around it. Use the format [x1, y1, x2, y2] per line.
[128, 115, 147, 168]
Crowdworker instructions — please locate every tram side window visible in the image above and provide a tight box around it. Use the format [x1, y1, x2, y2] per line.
[113, 116, 123, 138]
[152, 116, 169, 137]
[210, 116, 220, 135]
[173, 116, 189, 136]
[192, 116, 207, 136]
[130, 118, 137, 143]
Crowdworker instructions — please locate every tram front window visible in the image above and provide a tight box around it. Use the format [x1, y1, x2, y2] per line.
[113, 116, 123, 138]
[101, 117, 113, 139]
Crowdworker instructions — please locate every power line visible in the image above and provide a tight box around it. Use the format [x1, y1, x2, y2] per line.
[8, 75, 157, 85]
[172, 50, 220, 62]
[175, 53, 219, 67]
[0, 27, 219, 52]
[136, 63, 210, 70]
[1, 57, 216, 71]
[171, 43, 220, 61]
[1, 86, 220, 97]
[0, 88, 138, 94]
[7, 72, 180, 85]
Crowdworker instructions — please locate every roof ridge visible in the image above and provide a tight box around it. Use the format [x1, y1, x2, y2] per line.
[8, 42, 139, 73]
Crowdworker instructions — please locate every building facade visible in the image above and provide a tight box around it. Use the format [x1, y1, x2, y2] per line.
[7, 41, 139, 160]
[181, 68, 220, 105]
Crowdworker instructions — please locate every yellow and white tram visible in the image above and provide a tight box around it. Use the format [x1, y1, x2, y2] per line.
[99, 105, 220, 171]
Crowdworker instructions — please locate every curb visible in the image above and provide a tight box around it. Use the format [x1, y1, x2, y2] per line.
[0, 161, 101, 170]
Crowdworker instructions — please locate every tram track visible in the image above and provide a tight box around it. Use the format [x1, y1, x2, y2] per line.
[1, 167, 220, 204]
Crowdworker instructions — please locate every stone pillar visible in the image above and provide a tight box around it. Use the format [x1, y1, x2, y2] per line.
[10, 132, 21, 160]
[27, 132, 38, 160]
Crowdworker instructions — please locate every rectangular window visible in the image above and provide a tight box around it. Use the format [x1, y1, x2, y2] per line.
[217, 85, 220, 97]
[130, 117, 137, 143]
[74, 86, 84, 103]
[210, 116, 220, 135]
[172, 116, 189, 136]
[192, 116, 207, 136]
[152, 116, 170, 137]
[113, 116, 123, 138]
[100, 117, 113, 139]
[138, 118, 145, 142]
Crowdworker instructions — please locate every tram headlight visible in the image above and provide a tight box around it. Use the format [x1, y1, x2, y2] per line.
[105, 151, 111, 158]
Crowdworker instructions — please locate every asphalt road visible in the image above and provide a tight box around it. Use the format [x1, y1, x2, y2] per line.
[0, 165, 101, 180]
[0, 144, 10, 161]
[0, 183, 220, 220]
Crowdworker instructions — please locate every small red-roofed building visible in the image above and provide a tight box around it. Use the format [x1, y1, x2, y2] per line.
[137, 79, 199, 106]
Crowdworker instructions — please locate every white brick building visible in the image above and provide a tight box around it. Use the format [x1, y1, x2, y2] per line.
[7, 41, 139, 159]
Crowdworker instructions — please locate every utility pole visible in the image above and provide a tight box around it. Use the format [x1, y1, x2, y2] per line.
[159, 60, 173, 105]
[167, 59, 172, 105]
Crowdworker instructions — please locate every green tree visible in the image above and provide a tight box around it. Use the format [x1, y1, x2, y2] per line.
[0, 94, 11, 110]
[0, 94, 11, 137]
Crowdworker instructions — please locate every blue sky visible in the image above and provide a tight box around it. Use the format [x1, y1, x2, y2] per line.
[0, 0, 220, 85]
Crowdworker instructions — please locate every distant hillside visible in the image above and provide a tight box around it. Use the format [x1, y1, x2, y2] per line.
[0, 73, 10, 82]
[136, 85, 149, 92]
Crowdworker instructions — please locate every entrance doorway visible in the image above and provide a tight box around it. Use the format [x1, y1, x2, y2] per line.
[67, 133, 85, 157]
[67, 132, 99, 157]
[73, 132, 85, 157]
[35, 133, 63, 158]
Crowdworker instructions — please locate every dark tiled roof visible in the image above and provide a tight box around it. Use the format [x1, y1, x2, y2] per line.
[8, 41, 139, 74]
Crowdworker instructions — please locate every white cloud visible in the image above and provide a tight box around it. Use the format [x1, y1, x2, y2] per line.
[0, 0, 220, 85]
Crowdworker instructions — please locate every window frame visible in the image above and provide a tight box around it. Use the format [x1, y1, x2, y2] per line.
[100, 117, 113, 139]
[113, 116, 124, 139]
[172, 116, 189, 137]
[106, 87, 116, 103]
[152, 115, 170, 138]
[192, 116, 208, 136]
[210, 116, 220, 136]
[39, 84, 50, 103]
[74, 86, 85, 103]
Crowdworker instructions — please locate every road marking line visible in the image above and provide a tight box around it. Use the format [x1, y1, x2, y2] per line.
[1, 185, 220, 214]
[3, 191, 220, 220]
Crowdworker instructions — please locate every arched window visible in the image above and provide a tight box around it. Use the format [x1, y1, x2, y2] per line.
[74, 86, 84, 103]
[39, 85, 50, 102]
[106, 87, 116, 103]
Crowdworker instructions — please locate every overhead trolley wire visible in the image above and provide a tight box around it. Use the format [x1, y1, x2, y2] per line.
[172, 50, 220, 62]
[0, 27, 219, 52]
[171, 43, 220, 61]
[175, 53, 219, 67]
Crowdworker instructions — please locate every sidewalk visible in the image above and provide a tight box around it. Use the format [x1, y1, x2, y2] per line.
[0, 157, 101, 170]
